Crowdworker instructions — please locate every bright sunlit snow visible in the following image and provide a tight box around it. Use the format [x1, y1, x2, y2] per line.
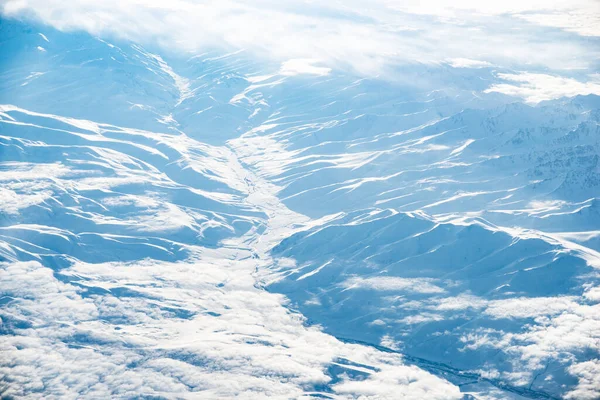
[0, 1, 599, 399]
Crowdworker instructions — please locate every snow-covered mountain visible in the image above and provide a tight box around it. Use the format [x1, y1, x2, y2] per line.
[1, 17, 599, 399]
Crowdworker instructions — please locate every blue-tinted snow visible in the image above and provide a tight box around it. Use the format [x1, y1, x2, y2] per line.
[0, 16, 599, 400]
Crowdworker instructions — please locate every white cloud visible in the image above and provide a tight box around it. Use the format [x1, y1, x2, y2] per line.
[398, 313, 445, 324]
[432, 294, 487, 311]
[457, 295, 600, 378]
[484, 73, 600, 103]
[517, 11, 600, 37]
[0, 260, 461, 398]
[342, 276, 445, 294]
[483, 296, 580, 319]
[565, 360, 600, 400]
[333, 363, 460, 399]
[583, 286, 600, 302]
[447, 58, 492, 69]
[388, 0, 593, 16]
[1, 0, 598, 76]
[388, 0, 600, 37]
[279, 59, 331, 77]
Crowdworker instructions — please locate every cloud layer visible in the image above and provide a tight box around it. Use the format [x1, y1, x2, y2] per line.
[1, 0, 598, 76]
[0, 259, 462, 398]
[485, 73, 600, 103]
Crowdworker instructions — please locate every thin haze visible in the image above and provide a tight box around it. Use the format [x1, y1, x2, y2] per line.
[2, 0, 599, 74]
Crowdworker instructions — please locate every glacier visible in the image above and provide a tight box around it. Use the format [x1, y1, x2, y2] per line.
[1, 14, 599, 400]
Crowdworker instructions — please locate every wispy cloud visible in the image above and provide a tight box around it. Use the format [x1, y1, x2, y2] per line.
[484, 73, 600, 103]
[342, 276, 446, 294]
[566, 360, 600, 400]
[390, 0, 600, 36]
[1, 0, 598, 76]
[446, 58, 492, 69]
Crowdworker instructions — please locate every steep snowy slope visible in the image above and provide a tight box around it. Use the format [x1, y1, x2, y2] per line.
[231, 95, 599, 217]
[268, 209, 600, 397]
[1, 17, 599, 400]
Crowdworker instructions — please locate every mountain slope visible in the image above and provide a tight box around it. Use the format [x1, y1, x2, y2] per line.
[1, 17, 599, 400]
